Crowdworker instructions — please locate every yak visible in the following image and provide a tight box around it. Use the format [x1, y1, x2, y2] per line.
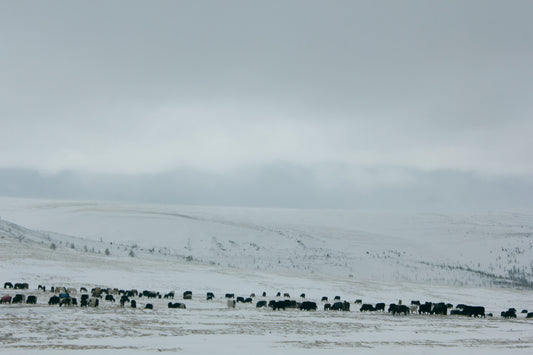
[299, 301, 317, 311]
[431, 303, 447, 315]
[48, 296, 60, 305]
[360, 304, 375, 312]
[256, 300, 267, 308]
[502, 308, 517, 319]
[105, 294, 115, 302]
[12, 294, 25, 304]
[393, 305, 410, 315]
[331, 301, 350, 311]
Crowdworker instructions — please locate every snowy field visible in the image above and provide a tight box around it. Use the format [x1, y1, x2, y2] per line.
[1, 197, 532, 353]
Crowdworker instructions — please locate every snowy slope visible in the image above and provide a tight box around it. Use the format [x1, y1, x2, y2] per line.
[0, 197, 532, 289]
[1, 198, 533, 353]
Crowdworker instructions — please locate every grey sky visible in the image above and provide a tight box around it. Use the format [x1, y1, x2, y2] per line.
[1, 1, 532, 210]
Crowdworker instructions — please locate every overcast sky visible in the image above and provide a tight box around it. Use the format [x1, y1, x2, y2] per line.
[1, 1, 532, 211]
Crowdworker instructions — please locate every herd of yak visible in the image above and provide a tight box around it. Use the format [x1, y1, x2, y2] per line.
[1, 281, 531, 320]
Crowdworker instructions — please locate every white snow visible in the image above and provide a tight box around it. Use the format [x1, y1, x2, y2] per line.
[0, 197, 532, 353]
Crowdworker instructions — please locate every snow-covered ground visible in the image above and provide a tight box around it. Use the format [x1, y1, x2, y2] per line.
[0, 197, 532, 353]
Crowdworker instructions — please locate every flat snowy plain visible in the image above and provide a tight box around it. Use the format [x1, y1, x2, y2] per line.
[0, 198, 532, 354]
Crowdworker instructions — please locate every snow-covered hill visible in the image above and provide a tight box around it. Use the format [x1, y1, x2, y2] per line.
[2, 198, 533, 353]
[0, 197, 532, 289]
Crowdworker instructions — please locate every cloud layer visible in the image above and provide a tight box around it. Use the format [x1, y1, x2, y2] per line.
[1, 1, 532, 209]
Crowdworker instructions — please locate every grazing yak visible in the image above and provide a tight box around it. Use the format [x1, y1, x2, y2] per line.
[501, 308, 517, 319]
[130, 300, 137, 308]
[105, 295, 115, 302]
[431, 303, 448, 315]
[120, 295, 130, 307]
[237, 297, 245, 303]
[300, 293, 306, 299]
[390, 304, 410, 315]
[91, 288, 103, 298]
[48, 296, 60, 305]
[454, 304, 485, 318]
[206, 292, 215, 300]
[26, 295, 37, 304]
[126, 290, 137, 297]
[145, 303, 153, 309]
[331, 301, 350, 311]
[168, 302, 186, 309]
[418, 302, 433, 314]
[360, 304, 376, 312]
[164, 292, 175, 299]
[225, 293, 235, 299]
[375, 303, 385, 312]
[80, 294, 90, 307]
[88, 298, 99, 307]
[59, 297, 74, 307]
[1, 295, 12, 304]
[526, 312, 533, 319]
[14, 283, 29, 290]
[142, 290, 158, 299]
[270, 300, 286, 310]
[269, 300, 297, 310]
[256, 300, 267, 308]
[4, 282, 13, 289]
[321, 296, 328, 302]
[12, 294, 26, 304]
[299, 301, 317, 311]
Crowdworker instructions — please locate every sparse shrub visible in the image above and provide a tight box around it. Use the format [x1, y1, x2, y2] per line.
[129, 250, 135, 257]
[105, 248, 110, 256]
[50, 243, 56, 250]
